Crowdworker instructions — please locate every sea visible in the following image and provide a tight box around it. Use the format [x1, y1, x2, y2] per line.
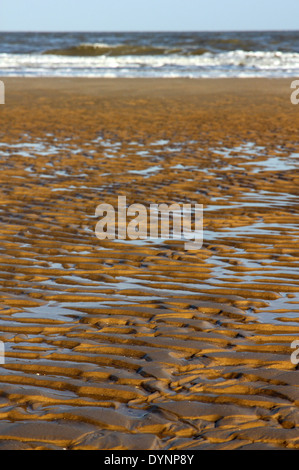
[0, 31, 299, 78]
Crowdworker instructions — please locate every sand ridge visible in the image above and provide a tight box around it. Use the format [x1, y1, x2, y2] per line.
[0, 78, 298, 449]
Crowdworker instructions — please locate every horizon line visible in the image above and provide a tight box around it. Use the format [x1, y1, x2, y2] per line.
[1, 28, 299, 33]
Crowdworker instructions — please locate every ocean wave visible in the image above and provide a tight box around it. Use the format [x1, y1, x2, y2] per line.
[43, 43, 179, 57]
[42, 42, 210, 57]
[2, 50, 299, 78]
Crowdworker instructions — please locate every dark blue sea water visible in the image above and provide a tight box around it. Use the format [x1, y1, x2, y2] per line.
[0, 31, 299, 77]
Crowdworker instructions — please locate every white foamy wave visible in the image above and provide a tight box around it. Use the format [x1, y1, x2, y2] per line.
[1, 50, 299, 78]
[79, 42, 116, 48]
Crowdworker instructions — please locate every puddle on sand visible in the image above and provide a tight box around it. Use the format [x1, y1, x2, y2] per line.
[0, 141, 60, 158]
[129, 165, 162, 177]
[242, 155, 299, 173]
[18, 304, 81, 322]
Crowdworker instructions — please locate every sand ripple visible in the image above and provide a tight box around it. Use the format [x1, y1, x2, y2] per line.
[0, 78, 298, 449]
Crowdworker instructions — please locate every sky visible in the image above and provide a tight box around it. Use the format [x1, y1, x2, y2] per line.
[1, 0, 299, 32]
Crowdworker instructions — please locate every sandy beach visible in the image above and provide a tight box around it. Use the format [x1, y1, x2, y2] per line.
[0, 77, 298, 449]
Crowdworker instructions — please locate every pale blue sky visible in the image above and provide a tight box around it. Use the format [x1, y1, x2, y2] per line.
[1, 0, 299, 32]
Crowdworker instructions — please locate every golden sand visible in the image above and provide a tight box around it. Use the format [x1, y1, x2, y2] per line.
[0, 78, 298, 449]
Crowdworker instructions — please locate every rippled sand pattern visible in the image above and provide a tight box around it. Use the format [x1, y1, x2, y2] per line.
[0, 78, 299, 450]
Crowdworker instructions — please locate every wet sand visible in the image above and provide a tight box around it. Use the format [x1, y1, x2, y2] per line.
[0, 77, 298, 449]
